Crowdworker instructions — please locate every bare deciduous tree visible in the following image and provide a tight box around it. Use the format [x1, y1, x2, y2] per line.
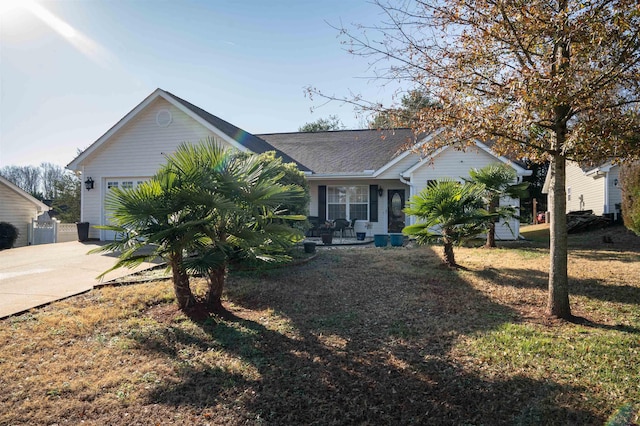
[40, 162, 66, 199]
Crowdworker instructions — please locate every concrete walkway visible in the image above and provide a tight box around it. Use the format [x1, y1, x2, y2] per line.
[0, 241, 161, 319]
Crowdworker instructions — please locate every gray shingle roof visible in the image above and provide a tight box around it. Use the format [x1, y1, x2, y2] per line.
[257, 129, 418, 174]
[164, 91, 311, 172]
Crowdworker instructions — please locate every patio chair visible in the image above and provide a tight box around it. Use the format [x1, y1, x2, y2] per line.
[306, 216, 321, 237]
[344, 218, 356, 237]
[333, 219, 350, 239]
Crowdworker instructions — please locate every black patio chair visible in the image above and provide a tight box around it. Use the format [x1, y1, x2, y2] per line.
[306, 216, 321, 237]
[344, 218, 357, 237]
[333, 219, 350, 239]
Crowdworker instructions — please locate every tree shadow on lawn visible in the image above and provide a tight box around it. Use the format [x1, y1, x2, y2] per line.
[474, 266, 640, 306]
[135, 247, 597, 424]
[473, 267, 640, 333]
[569, 249, 640, 263]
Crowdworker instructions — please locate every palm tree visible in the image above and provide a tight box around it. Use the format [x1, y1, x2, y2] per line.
[403, 180, 490, 267]
[95, 172, 202, 311]
[95, 138, 306, 315]
[467, 164, 529, 248]
[167, 141, 306, 313]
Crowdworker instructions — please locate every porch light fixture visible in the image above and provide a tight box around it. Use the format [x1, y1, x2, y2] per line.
[614, 178, 619, 187]
[84, 177, 94, 191]
[378, 186, 384, 197]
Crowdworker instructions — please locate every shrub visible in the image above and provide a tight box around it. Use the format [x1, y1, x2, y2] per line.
[620, 161, 640, 235]
[0, 222, 19, 249]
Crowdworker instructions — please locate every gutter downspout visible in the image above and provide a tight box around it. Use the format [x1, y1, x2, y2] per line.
[603, 171, 610, 215]
[80, 166, 86, 223]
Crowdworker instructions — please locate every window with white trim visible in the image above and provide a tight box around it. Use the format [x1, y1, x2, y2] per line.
[327, 185, 369, 220]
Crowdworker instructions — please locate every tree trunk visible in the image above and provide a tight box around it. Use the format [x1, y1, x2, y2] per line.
[168, 253, 195, 312]
[546, 14, 572, 319]
[547, 153, 571, 319]
[206, 264, 227, 313]
[443, 239, 456, 267]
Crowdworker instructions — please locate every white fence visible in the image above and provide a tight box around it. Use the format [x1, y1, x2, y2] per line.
[57, 223, 79, 243]
[29, 217, 78, 245]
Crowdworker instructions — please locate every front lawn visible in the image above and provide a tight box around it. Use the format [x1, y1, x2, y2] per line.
[1, 228, 638, 425]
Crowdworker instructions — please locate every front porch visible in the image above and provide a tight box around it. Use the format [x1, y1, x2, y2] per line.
[303, 235, 375, 247]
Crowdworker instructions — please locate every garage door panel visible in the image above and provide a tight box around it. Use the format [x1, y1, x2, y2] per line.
[102, 178, 149, 241]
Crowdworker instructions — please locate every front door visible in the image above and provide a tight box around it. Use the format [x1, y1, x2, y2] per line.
[387, 189, 405, 233]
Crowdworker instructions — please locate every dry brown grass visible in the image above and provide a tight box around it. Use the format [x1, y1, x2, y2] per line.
[1, 226, 638, 425]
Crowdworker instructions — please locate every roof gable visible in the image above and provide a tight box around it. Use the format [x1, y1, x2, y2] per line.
[401, 140, 531, 177]
[0, 176, 49, 211]
[67, 89, 309, 171]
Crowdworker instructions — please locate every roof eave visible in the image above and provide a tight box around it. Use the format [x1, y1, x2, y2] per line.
[474, 140, 532, 176]
[306, 173, 377, 180]
[0, 176, 50, 211]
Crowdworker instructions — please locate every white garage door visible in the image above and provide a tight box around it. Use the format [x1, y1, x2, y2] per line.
[102, 178, 149, 241]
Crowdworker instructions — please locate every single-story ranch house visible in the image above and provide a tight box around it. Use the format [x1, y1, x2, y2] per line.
[67, 88, 532, 241]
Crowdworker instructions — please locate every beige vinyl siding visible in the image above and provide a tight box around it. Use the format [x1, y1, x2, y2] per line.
[0, 184, 41, 247]
[565, 161, 606, 215]
[308, 185, 319, 218]
[607, 166, 622, 218]
[81, 97, 230, 239]
[407, 147, 522, 240]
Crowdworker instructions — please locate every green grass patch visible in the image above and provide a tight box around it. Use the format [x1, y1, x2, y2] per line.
[460, 322, 639, 417]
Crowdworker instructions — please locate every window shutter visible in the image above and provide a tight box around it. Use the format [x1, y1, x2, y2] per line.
[318, 185, 327, 222]
[369, 185, 378, 222]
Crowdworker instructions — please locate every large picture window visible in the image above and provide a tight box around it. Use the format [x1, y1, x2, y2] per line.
[327, 185, 369, 221]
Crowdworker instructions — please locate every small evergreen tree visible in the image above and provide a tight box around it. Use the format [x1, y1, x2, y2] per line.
[620, 161, 640, 235]
[51, 173, 81, 223]
[298, 115, 344, 132]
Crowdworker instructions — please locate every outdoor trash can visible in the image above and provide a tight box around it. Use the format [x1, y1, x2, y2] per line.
[76, 222, 90, 242]
[374, 234, 389, 247]
[303, 242, 316, 254]
[390, 233, 404, 247]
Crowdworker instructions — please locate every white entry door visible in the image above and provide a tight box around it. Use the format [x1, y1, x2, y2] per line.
[102, 178, 149, 241]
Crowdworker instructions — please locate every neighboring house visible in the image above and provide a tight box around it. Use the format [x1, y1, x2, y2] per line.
[543, 161, 622, 220]
[0, 176, 50, 247]
[67, 88, 532, 241]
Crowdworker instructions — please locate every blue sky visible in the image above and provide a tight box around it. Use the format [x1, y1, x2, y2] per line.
[0, 0, 400, 167]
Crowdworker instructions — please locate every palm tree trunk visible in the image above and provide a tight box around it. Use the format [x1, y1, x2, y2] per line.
[486, 197, 499, 248]
[168, 253, 195, 312]
[206, 264, 227, 313]
[443, 239, 456, 267]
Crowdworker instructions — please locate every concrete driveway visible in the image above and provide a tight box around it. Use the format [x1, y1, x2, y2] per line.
[0, 241, 161, 319]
